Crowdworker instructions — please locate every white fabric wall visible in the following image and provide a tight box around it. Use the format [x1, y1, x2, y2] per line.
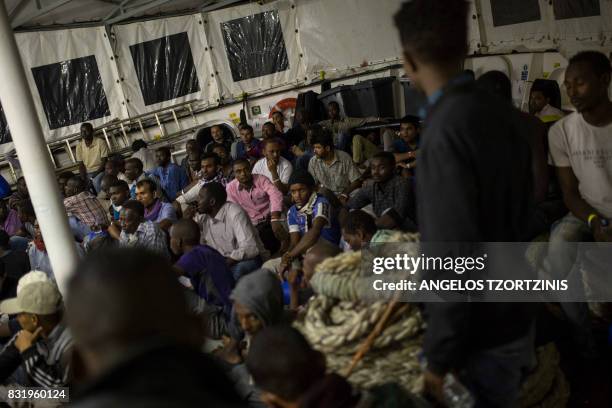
[111, 14, 218, 116]
[295, 0, 403, 79]
[6, 0, 612, 147]
[14, 26, 127, 143]
[204, 0, 304, 100]
[475, 0, 555, 53]
[475, 0, 612, 56]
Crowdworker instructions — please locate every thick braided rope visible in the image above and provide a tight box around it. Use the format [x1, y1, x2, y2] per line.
[296, 232, 425, 392]
[300, 296, 422, 355]
[299, 233, 568, 403]
[295, 297, 424, 394]
[519, 343, 569, 408]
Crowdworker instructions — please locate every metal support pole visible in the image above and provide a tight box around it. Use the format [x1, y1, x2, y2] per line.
[171, 109, 182, 131]
[187, 103, 198, 127]
[0, 3, 78, 296]
[101, 127, 112, 150]
[46, 144, 57, 168]
[65, 140, 76, 163]
[155, 113, 165, 137]
[119, 122, 129, 147]
[110, 131, 119, 150]
[138, 119, 146, 138]
[7, 160, 16, 183]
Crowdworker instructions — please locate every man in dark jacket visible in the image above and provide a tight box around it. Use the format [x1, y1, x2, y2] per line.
[66, 248, 241, 408]
[394, 1, 536, 407]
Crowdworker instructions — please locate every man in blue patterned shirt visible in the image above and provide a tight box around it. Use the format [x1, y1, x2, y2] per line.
[277, 171, 340, 273]
[148, 147, 188, 201]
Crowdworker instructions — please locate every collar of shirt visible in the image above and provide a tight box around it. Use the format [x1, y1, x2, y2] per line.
[128, 221, 150, 238]
[82, 138, 99, 149]
[374, 176, 396, 193]
[210, 203, 229, 223]
[122, 222, 145, 243]
[421, 72, 474, 119]
[46, 322, 65, 344]
[204, 170, 226, 184]
[324, 151, 340, 167]
[238, 181, 254, 191]
[245, 140, 259, 148]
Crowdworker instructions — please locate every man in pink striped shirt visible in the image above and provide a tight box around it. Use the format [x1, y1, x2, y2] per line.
[226, 159, 287, 256]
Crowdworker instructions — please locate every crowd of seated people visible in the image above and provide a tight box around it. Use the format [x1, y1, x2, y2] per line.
[0, 1, 610, 405]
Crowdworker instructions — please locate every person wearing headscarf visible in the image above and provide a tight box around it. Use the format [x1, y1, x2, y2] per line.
[230, 268, 285, 345]
[218, 269, 287, 408]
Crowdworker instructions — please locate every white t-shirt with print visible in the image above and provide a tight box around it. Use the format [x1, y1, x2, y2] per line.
[549, 112, 612, 218]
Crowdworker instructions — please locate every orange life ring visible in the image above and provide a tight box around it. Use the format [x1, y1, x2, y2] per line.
[269, 97, 297, 118]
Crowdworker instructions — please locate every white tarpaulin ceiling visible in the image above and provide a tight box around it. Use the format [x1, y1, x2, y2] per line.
[1, 0, 612, 147]
[5, 0, 225, 28]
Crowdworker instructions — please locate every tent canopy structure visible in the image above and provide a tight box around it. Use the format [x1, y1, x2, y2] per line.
[6, 0, 245, 29]
[3, 0, 612, 146]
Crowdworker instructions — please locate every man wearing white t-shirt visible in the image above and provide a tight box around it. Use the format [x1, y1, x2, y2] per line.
[547, 51, 612, 354]
[252, 139, 293, 194]
[549, 51, 612, 246]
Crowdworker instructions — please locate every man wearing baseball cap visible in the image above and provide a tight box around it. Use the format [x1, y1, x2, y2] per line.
[0, 271, 72, 387]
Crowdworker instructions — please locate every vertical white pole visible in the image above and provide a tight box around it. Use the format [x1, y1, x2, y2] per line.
[0, 4, 78, 296]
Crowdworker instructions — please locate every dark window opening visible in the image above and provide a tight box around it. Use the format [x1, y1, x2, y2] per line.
[490, 0, 541, 27]
[130, 32, 201, 106]
[221, 10, 290, 82]
[553, 0, 600, 20]
[31, 55, 110, 130]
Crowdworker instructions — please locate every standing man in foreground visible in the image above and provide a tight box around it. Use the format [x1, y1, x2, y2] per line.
[394, 1, 535, 406]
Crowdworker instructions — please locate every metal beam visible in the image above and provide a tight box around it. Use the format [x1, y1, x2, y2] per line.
[8, 0, 31, 20]
[199, 0, 217, 10]
[11, 0, 73, 28]
[201, 0, 241, 12]
[104, 0, 160, 22]
[104, 0, 174, 24]
[102, 0, 132, 21]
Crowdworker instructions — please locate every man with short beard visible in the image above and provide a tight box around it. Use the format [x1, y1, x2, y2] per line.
[212, 144, 234, 181]
[546, 51, 612, 360]
[252, 139, 293, 195]
[227, 159, 286, 255]
[204, 125, 232, 154]
[195, 182, 265, 281]
[175, 153, 227, 213]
